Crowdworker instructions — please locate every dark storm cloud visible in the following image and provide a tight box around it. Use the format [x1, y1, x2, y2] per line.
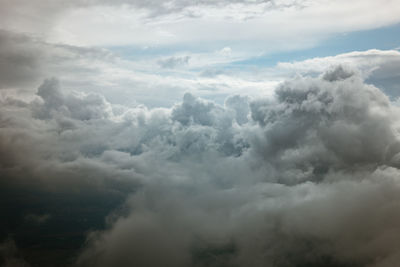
[0, 29, 115, 91]
[1, 66, 400, 266]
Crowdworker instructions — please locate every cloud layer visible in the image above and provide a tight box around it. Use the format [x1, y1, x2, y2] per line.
[1, 66, 400, 266]
[2, 1, 400, 266]
[2, 0, 400, 50]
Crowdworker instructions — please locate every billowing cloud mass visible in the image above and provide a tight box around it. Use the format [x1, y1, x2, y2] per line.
[1, 0, 400, 265]
[1, 65, 400, 266]
[277, 50, 400, 96]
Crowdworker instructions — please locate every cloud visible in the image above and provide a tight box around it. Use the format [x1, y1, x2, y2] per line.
[158, 56, 190, 69]
[276, 49, 400, 99]
[0, 29, 116, 95]
[0, 0, 292, 32]
[0, 30, 43, 90]
[0, 239, 30, 267]
[2, 20, 399, 109]
[218, 47, 232, 57]
[0, 0, 294, 43]
[74, 67, 400, 267]
[0, 28, 273, 107]
[1, 2, 400, 266]
[32, 78, 113, 121]
[1, 64, 400, 266]
[46, 0, 400, 48]
[276, 49, 400, 75]
[2, 0, 399, 52]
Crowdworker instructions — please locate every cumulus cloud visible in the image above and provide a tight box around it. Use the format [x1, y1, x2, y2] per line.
[276, 49, 400, 99]
[33, 78, 113, 121]
[2, 65, 399, 266]
[74, 67, 400, 267]
[2, 1, 400, 266]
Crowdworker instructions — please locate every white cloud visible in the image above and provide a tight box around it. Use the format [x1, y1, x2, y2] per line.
[218, 47, 232, 57]
[277, 49, 400, 75]
[2, 0, 398, 54]
[46, 0, 399, 51]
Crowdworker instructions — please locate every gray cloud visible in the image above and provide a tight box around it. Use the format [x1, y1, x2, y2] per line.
[0, 30, 43, 89]
[33, 78, 113, 121]
[0, 29, 115, 93]
[276, 49, 400, 100]
[158, 56, 190, 69]
[1, 66, 400, 266]
[74, 68, 400, 267]
[366, 61, 400, 99]
[2, 2, 400, 266]
[0, 239, 30, 267]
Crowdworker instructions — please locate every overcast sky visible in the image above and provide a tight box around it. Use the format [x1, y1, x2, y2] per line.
[1, 1, 400, 267]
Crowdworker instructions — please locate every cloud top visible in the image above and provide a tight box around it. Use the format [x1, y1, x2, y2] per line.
[2, 66, 400, 266]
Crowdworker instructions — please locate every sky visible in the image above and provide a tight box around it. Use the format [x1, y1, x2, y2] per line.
[1, 1, 400, 266]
